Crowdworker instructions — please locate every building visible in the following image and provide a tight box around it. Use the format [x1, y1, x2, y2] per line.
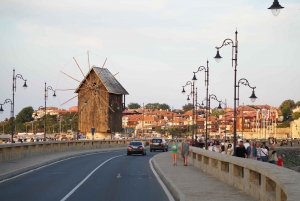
[75, 67, 128, 137]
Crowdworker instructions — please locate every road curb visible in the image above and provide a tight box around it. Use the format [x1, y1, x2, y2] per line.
[151, 155, 185, 201]
[0, 148, 124, 181]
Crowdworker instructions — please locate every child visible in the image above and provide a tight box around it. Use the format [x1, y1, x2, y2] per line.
[171, 140, 179, 166]
[277, 154, 283, 166]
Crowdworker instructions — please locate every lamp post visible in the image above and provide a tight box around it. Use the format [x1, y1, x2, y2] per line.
[268, 0, 284, 16]
[182, 81, 195, 140]
[11, 70, 28, 142]
[0, 99, 13, 142]
[192, 60, 210, 148]
[214, 30, 257, 155]
[44, 82, 56, 141]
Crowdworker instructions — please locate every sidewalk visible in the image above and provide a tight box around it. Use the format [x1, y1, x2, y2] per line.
[152, 152, 258, 201]
[0, 147, 124, 180]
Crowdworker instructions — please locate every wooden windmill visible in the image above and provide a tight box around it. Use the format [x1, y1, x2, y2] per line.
[59, 52, 129, 138]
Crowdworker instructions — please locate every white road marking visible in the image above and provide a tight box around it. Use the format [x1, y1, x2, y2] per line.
[0, 152, 102, 184]
[149, 158, 175, 201]
[60, 154, 124, 201]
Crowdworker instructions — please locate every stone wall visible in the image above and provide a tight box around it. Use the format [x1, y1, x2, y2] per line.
[188, 147, 300, 201]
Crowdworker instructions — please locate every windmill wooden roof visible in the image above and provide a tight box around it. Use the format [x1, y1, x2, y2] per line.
[75, 67, 129, 95]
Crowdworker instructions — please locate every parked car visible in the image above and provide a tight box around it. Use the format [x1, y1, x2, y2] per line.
[150, 138, 168, 152]
[127, 141, 146, 156]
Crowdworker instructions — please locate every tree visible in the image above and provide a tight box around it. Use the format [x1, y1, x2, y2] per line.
[15, 106, 34, 123]
[182, 103, 193, 112]
[279, 99, 296, 110]
[145, 103, 160, 109]
[296, 101, 300, 107]
[127, 102, 141, 109]
[168, 127, 178, 138]
[211, 109, 226, 118]
[279, 100, 295, 121]
[158, 103, 170, 110]
[292, 112, 300, 120]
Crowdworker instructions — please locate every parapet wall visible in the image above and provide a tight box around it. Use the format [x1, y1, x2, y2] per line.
[188, 147, 300, 201]
[0, 139, 145, 163]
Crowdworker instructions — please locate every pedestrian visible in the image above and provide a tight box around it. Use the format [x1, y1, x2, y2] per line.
[180, 137, 190, 166]
[247, 141, 257, 160]
[277, 155, 283, 166]
[214, 144, 221, 153]
[235, 141, 247, 158]
[268, 146, 278, 164]
[261, 142, 269, 151]
[255, 142, 261, 161]
[171, 140, 178, 166]
[208, 142, 214, 151]
[261, 144, 269, 162]
[221, 145, 226, 154]
[244, 139, 250, 149]
[226, 144, 233, 155]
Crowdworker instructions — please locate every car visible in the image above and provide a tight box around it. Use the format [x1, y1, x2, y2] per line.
[150, 138, 168, 152]
[127, 141, 146, 156]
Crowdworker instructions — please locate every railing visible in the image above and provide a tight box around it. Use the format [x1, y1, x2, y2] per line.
[188, 147, 300, 201]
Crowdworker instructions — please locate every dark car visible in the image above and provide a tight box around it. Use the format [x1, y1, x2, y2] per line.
[150, 138, 168, 152]
[127, 141, 146, 156]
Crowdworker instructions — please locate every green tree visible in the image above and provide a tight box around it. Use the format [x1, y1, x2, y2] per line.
[279, 100, 295, 121]
[292, 112, 300, 120]
[182, 103, 193, 113]
[279, 99, 296, 110]
[145, 103, 160, 109]
[158, 103, 170, 110]
[127, 102, 141, 109]
[277, 121, 290, 128]
[15, 106, 34, 124]
[211, 109, 226, 118]
[295, 101, 300, 107]
[168, 127, 178, 138]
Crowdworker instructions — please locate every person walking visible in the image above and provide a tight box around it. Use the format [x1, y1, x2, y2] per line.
[261, 144, 269, 162]
[181, 137, 190, 166]
[256, 142, 262, 161]
[171, 140, 179, 166]
[247, 141, 257, 160]
[235, 141, 247, 158]
[268, 146, 278, 164]
[226, 144, 233, 155]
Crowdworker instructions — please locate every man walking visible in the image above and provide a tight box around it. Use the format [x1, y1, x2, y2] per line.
[235, 140, 247, 158]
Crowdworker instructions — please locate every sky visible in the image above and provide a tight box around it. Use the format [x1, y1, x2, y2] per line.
[0, 0, 299, 121]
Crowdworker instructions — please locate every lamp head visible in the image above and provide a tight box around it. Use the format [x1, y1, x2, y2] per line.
[23, 81, 28, 89]
[187, 95, 190, 102]
[192, 73, 197, 83]
[249, 90, 257, 103]
[214, 50, 222, 63]
[182, 87, 186, 95]
[217, 103, 222, 112]
[0, 105, 4, 114]
[268, 0, 284, 16]
[53, 91, 56, 98]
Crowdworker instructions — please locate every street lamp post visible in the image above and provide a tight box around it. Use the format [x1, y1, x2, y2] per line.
[0, 99, 13, 142]
[268, 0, 284, 16]
[11, 70, 28, 142]
[214, 30, 257, 155]
[44, 82, 56, 141]
[182, 81, 195, 140]
[192, 60, 210, 148]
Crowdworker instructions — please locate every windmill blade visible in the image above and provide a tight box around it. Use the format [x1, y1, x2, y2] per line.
[60, 71, 82, 83]
[87, 51, 91, 70]
[98, 58, 107, 76]
[60, 95, 78, 106]
[95, 90, 115, 112]
[73, 57, 85, 77]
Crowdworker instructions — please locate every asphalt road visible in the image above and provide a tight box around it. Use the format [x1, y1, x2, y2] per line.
[0, 149, 171, 201]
